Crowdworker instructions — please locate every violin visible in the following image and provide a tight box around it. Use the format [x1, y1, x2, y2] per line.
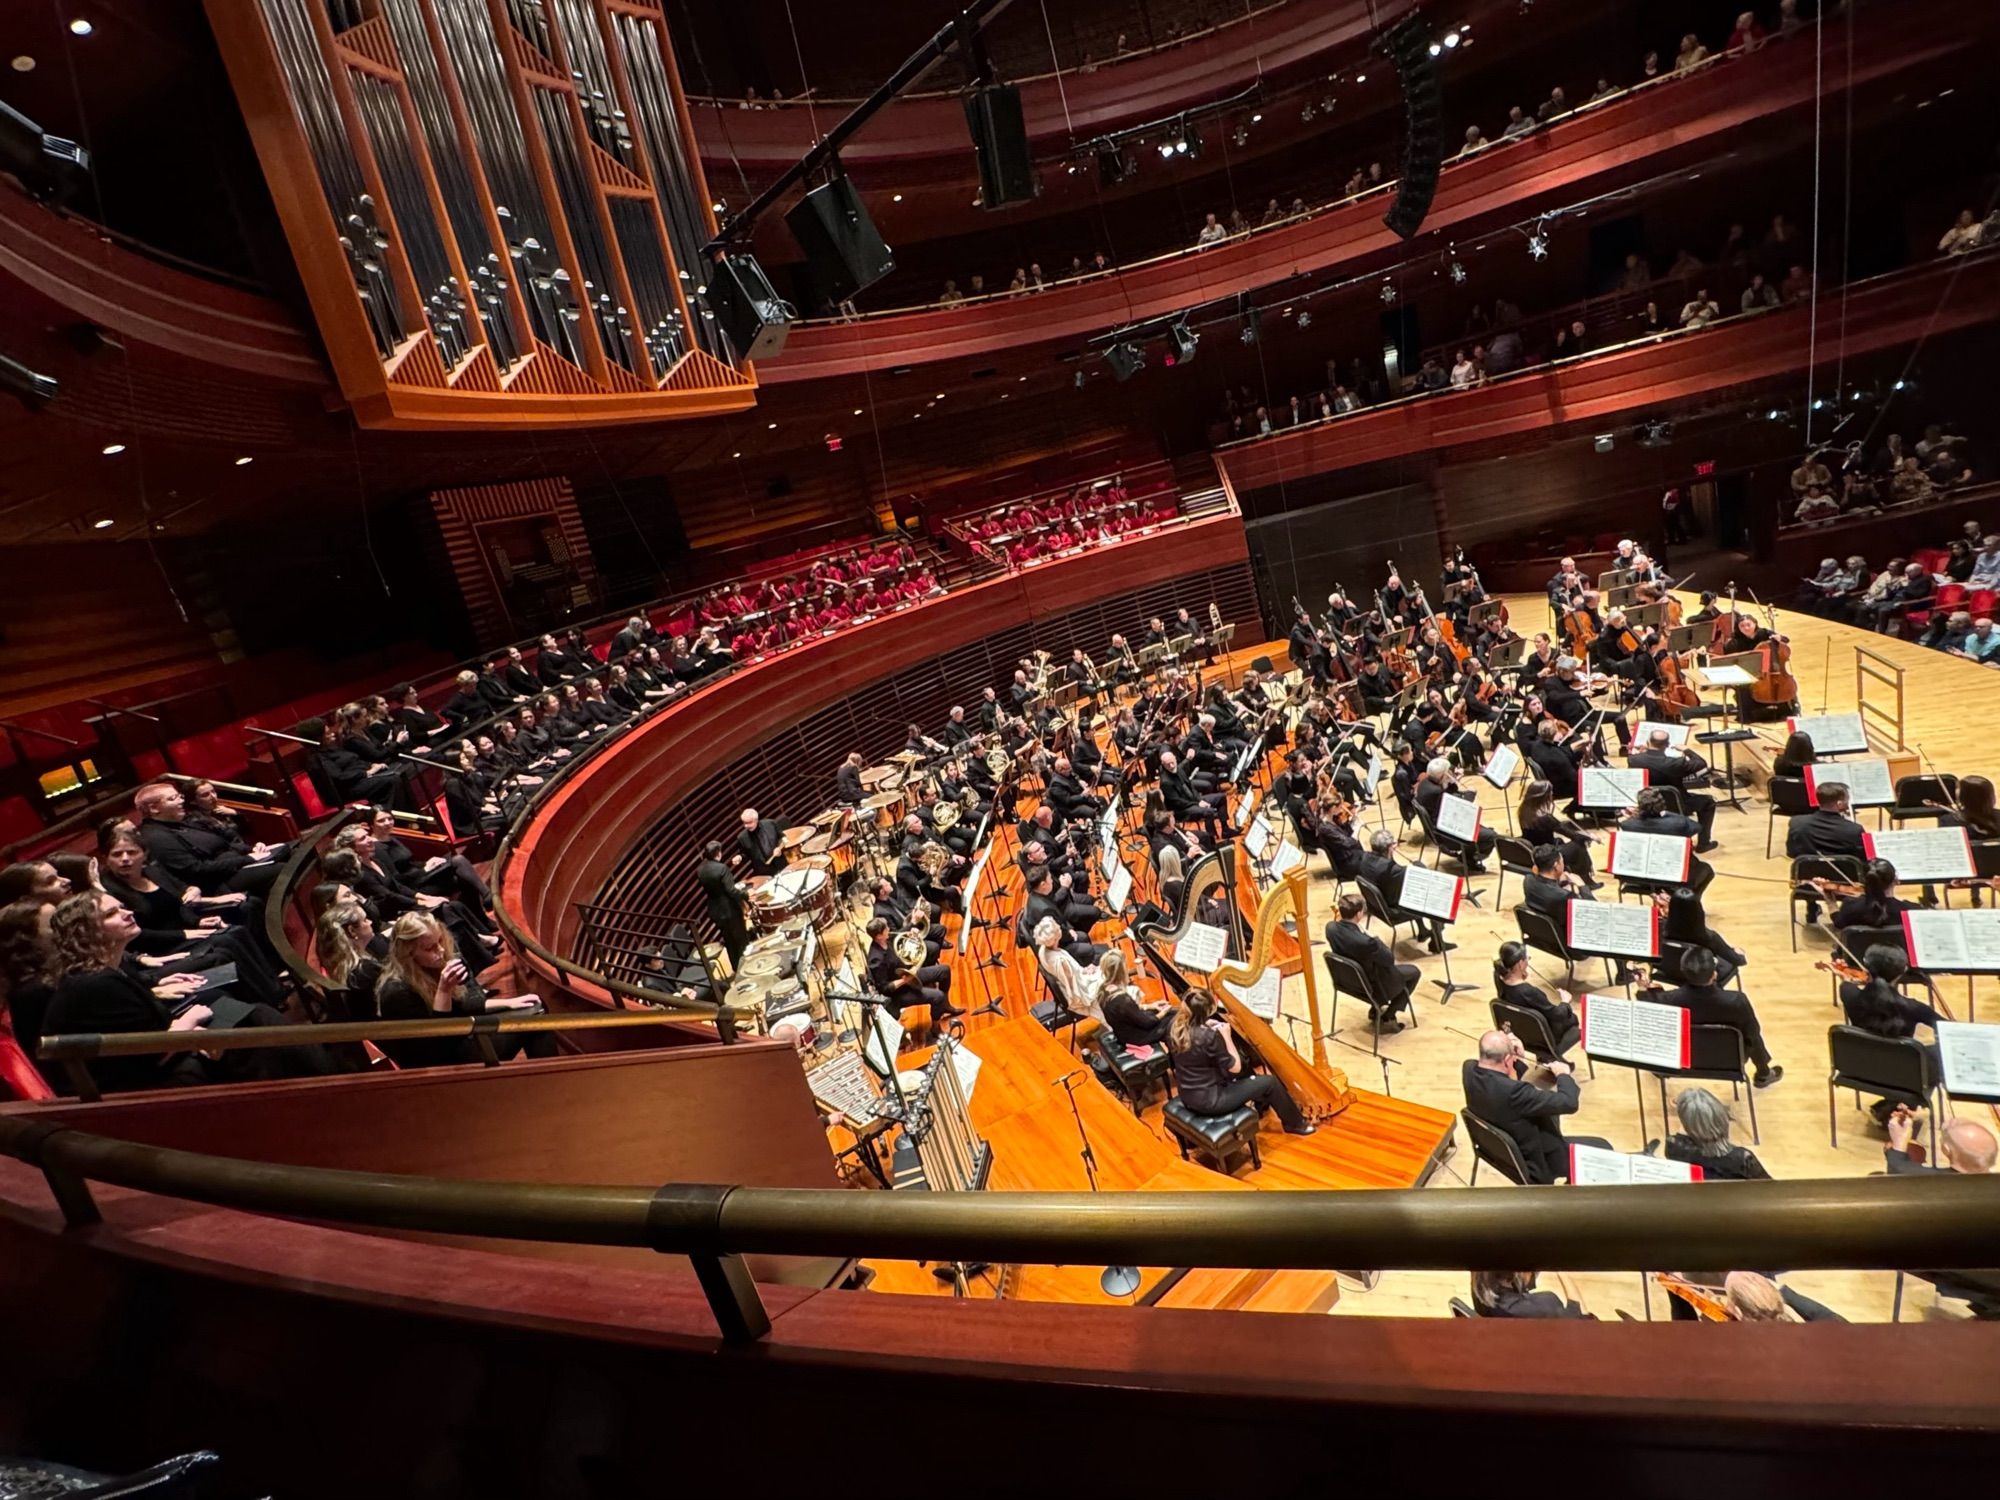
[1815, 956, 1868, 985]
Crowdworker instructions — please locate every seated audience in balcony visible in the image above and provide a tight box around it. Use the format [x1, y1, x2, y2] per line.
[331, 823, 495, 971]
[1195, 213, 1227, 247]
[1780, 263, 1813, 302]
[1537, 86, 1570, 122]
[937, 279, 963, 306]
[315, 901, 384, 1017]
[134, 782, 282, 899]
[1449, 349, 1478, 388]
[1640, 49, 1661, 80]
[1727, 12, 1769, 53]
[1778, 0, 1804, 37]
[1794, 486, 1840, 525]
[1675, 33, 1711, 71]
[374, 911, 547, 1069]
[1457, 125, 1487, 156]
[97, 828, 287, 1009]
[1679, 287, 1721, 327]
[1955, 617, 2000, 665]
[1740, 273, 1780, 312]
[41, 891, 332, 1094]
[1501, 105, 1535, 139]
[1939, 208, 1989, 255]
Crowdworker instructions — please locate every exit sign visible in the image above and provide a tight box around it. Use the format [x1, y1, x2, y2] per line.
[1693, 460, 1716, 477]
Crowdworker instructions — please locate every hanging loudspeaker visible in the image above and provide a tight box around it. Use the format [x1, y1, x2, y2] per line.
[785, 175, 896, 305]
[705, 252, 794, 362]
[1374, 14, 1444, 241]
[965, 84, 1039, 208]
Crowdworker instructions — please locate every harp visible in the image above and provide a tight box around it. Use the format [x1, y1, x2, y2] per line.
[1135, 847, 1352, 1123]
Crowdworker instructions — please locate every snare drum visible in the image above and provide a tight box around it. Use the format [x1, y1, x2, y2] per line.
[861, 788, 906, 831]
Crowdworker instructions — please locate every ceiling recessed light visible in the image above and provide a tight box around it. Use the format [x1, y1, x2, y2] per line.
[234, 455, 253, 466]
[92, 517, 114, 529]
[852, 407, 862, 415]
[892, 193, 903, 202]
[101, 443, 125, 455]
[934, 392, 944, 399]
[9, 55, 34, 72]
[766, 421, 777, 429]
[731, 450, 741, 458]
[69, 18, 94, 37]
[1017, 375, 1026, 382]
[1356, 72, 1367, 83]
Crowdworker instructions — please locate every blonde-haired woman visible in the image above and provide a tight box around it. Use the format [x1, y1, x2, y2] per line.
[374, 911, 548, 1068]
[314, 901, 382, 1018]
[1097, 949, 1178, 1052]
[1034, 916, 1104, 1023]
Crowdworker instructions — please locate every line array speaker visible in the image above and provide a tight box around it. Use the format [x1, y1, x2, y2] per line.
[705, 252, 794, 361]
[1374, 13, 1443, 240]
[965, 84, 1039, 208]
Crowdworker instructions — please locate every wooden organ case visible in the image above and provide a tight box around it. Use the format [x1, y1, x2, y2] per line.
[207, 0, 758, 428]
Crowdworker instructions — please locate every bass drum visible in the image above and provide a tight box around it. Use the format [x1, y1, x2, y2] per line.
[751, 865, 834, 930]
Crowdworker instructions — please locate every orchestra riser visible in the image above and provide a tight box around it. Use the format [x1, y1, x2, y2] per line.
[1247, 593, 2000, 1320]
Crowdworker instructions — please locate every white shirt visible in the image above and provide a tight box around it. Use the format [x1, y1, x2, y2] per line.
[1971, 549, 2000, 588]
[1196, 222, 1227, 246]
[1037, 944, 1105, 1022]
[1450, 359, 1476, 388]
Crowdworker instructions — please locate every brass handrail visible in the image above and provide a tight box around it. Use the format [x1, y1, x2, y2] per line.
[0, 1112, 1994, 1344]
[37, 1008, 706, 1061]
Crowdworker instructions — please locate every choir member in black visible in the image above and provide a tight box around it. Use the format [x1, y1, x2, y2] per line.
[604, 666, 643, 715]
[1324, 892, 1416, 1027]
[474, 656, 517, 713]
[98, 828, 287, 1008]
[1099, 950, 1177, 1049]
[735, 807, 788, 877]
[1650, 947, 1782, 1087]
[695, 841, 751, 968]
[535, 632, 580, 685]
[1517, 779, 1598, 886]
[1654, 885, 1745, 987]
[609, 615, 650, 661]
[1171, 988, 1314, 1134]
[1627, 728, 1718, 850]
[333, 822, 496, 971]
[374, 911, 549, 1069]
[500, 644, 540, 698]
[367, 807, 490, 912]
[1770, 730, 1816, 782]
[42, 891, 332, 1094]
[441, 670, 488, 726]
[314, 901, 383, 1019]
[389, 683, 447, 747]
[1492, 940, 1580, 1056]
[305, 713, 409, 810]
[133, 782, 283, 899]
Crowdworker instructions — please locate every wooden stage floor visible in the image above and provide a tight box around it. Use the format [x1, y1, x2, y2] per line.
[859, 593, 2000, 1321]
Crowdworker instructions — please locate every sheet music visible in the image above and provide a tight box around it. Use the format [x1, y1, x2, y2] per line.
[1398, 864, 1464, 922]
[1435, 791, 1482, 842]
[1099, 802, 1120, 855]
[1901, 910, 2000, 973]
[959, 847, 993, 954]
[1787, 711, 1869, 755]
[1633, 720, 1690, 749]
[1568, 1143, 1703, 1184]
[1221, 967, 1282, 1021]
[1106, 857, 1133, 913]
[1566, 898, 1658, 957]
[1938, 1021, 2000, 1101]
[1808, 758, 1895, 807]
[1365, 749, 1383, 796]
[1175, 922, 1229, 972]
[1237, 787, 1259, 829]
[807, 1048, 884, 1122]
[1697, 663, 1757, 688]
[949, 1040, 982, 1104]
[1100, 840, 1121, 881]
[1244, 815, 1272, 859]
[1578, 766, 1648, 809]
[1482, 742, 1520, 789]
[1580, 991, 1687, 1067]
[1267, 840, 1305, 880]
[1864, 826, 1975, 881]
[1607, 829, 1692, 884]
[862, 1006, 906, 1075]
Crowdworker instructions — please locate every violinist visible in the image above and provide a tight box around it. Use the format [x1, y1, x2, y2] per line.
[1300, 780, 1365, 881]
[1517, 632, 1560, 685]
[1518, 778, 1600, 887]
[1526, 719, 1584, 802]
[1588, 609, 1647, 684]
[1832, 858, 1922, 933]
[1417, 757, 1497, 869]
[1514, 693, 1553, 750]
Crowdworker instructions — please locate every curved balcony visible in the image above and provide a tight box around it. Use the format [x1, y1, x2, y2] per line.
[500, 514, 1255, 997]
[688, 0, 1381, 171]
[760, 9, 1974, 384]
[1214, 253, 2000, 497]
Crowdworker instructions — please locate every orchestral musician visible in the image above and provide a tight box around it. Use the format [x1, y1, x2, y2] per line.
[1170, 988, 1317, 1136]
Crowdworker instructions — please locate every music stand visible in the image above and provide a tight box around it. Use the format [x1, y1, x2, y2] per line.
[1664, 623, 1702, 654]
[1383, 626, 1414, 649]
[1469, 599, 1504, 631]
[1490, 636, 1528, 671]
[1597, 567, 1635, 592]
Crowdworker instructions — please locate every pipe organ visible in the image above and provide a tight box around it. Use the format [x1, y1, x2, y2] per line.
[207, 0, 757, 429]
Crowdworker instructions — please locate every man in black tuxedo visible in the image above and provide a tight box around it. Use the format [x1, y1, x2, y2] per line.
[1044, 755, 1103, 823]
[694, 840, 751, 967]
[1884, 1111, 2000, 1315]
[1627, 729, 1718, 850]
[1324, 893, 1416, 1027]
[1462, 1029, 1608, 1183]
[1158, 750, 1227, 841]
[1359, 829, 1450, 953]
[864, 917, 957, 1020]
[734, 807, 787, 877]
[1414, 757, 1496, 869]
[1620, 787, 1700, 842]
[1016, 868, 1104, 965]
[1652, 948, 1782, 1087]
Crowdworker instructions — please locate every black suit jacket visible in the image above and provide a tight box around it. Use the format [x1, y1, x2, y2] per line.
[834, 764, 865, 804]
[1786, 809, 1866, 859]
[736, 819, 786, 876]
[1620, 809, 1699, 841]
[1629, 749, 1701, 789]
[1462, 1058, 1583, 1184]
[1325, 920, 1412, 1006]
[1525, 739, 1580, 798]
[138, 817, 253, 889]
[1521, 871, 1573, 918]
[695, 859, 745, 927]
[1357, 850, 1407, 909]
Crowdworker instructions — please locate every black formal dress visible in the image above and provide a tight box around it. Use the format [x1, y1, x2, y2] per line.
[1172, 1020, 1307, 1131]
[376, 976, 554, 1069]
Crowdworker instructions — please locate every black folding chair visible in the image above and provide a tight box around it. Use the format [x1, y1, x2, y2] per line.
[1461, 1108, 1535, 1185]
[1888, 774, 1959, 827]
[1827, 1025, 1941, 1153]
[1641, 1023, 1760, 1143]
[1514, 904, 1613, 987]
[1765, 776, 1812, 858]
[1356, 875, 1420, 954]
[1490, 996, 1592, 1076]
[1325, 949, 1414, 1056]
[1495, 835, 1535, 910]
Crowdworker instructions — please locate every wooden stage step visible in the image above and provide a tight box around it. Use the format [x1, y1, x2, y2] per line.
[860, 1018, 1453, 1308]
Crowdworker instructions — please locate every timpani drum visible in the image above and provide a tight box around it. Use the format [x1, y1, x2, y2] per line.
[782, 824, 816, 853]
[801, 830, 856, 878]
[861, 788, 905, 831]
[859, 763, 901, 792]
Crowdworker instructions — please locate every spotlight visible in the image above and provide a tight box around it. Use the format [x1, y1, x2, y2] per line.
[1528, 231, 1549, 260]
[892, 192, 904, 201]
[1449, 260, 1466, 283]
[1380, 281, 1396, 303]
[1296, 310, 1312, 330]
[1104, 341, 1145, 381]
[1444, 30, 1460, 47]
[1767, 407, 1784, 421]
[1251, 112, 1263, 123]
[1892, 378, 1909, 392]
[101, 442, 125, 455]
[1158, 140, 1176, 160]
[1300, 103, 1316, 123]
[1428, 41, 1442, 55]
[1356, 72, 1367, 82]
[69, 18, 94, 37]
[92, 516, 113, 529]
[1166, 319, 1198, 365]
[234, 455, 253, 465]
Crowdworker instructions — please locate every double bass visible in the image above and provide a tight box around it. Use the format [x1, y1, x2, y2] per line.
[1748, 599, 1799, 709]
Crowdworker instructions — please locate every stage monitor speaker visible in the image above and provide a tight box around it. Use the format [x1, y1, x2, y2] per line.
[784, 176, 895, 304]
[705, 252, 794, 362]
[964, 84, 1038, 208]
[1373, 15, 1443, 241]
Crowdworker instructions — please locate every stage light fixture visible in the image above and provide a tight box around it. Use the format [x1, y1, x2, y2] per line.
[1167, 319, 1199, 365]
[1095, 142, 1136, 186]
[92, 516, 113, 529]
[101, 442, 125, 455]
[1528, 230, 1549, 259]
[69, 18, 94, 37]
[1444, 30, 1460, 47]
[1380, 280, 1397, 303]
[1428, 41, 1442, 55]
[1300, 103, 1316, 122]
[1449, 260, 1466, 283]
[1251, 112, 1263, 123]
[1296, 310, 1312, 330]
[1104, 341, 1145, 381]
[234, 455, 253, 465]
